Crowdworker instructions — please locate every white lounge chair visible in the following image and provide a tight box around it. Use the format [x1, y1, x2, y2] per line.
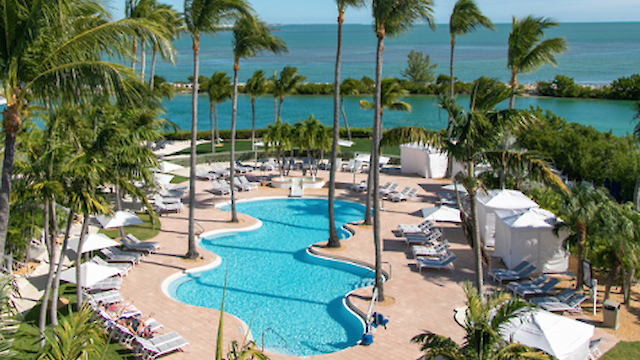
[91, 256, 131, 276]
[85, 290, 124, 305]
[154, 196, 183, 213]
[397, 220, 435, 236]
[153, 193, 180, 205]
[195, 168, 217, 180]
[127, 234, 160, 251]
[260, 158, 277, 171]
[210, 164, 230, 177]
[135, 332, 190, 360]
[101, 247, 141, 265]
[238, 176, 258, 190]
[208, 180, 231, 195]
[88, 276, 122, 291]
[411, 240, 450, 258]
[405, 228, 442, 246]
[490, 263, 536, 285]
[416, 252, 457, 272]
[379, 183, 399, 196]
[389, 188, 418, 202]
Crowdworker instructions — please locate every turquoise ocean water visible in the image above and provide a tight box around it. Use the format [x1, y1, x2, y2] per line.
[153, 23, 639, 136]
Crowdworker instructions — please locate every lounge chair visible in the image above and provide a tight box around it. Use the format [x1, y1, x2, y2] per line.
[127, 234, 160, 251]
[88, 276, 122, 291]
[208, 180, 231, 195]
[416, 252, 457, 272]
[91, 256, 131, 276]
[397, 220, 435, 236]
[154, 197, 183, 214]
[405, 228, 442, 246]
[238, 176, 258, 190]
[121, 237, 157, 254]
[489, 263, 536, 285]
[86, 290, 124, 305]
[135, 332, 190, 360]
[507, 274, 549, 293]
[386, 186, 410, 199]
[529, 288, 575, 306]
[351, 181, 367, 192]
[260, 158, 277, 171]
[236, 161, 255, 173]
[195, 168, 217, 181]
[411, 240, 450, 258]
[389, 188, 418, 202]
[379, 183, 398, 196]
[102, 247, 143, 264]
[539, 293, 587, 313]
[589, 338, 604, 360]
[489, 261, 532, 279]
[153, 193, 180, 205]
[511, 278, 560, 297]
[210, 164, 230, 177]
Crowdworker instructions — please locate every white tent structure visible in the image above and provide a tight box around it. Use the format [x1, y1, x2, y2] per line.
[67, 233, 120, 254]
[503, 309, 594, 360]
[421, 205, 462, 223]
[95, 211, 143, 229]
[155, 161, 184, 173]
[477, 189, 539, 248]
[60, 262, 121, 288]
[494, 208, 569, 273]
[400, 143, 448, 178]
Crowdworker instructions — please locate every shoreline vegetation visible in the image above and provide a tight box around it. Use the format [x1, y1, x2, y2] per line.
[170, 73, 640, 101]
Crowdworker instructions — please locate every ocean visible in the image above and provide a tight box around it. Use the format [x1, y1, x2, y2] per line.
[152, 22, 639, 135]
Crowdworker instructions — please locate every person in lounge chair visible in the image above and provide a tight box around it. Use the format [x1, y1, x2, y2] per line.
[100, 302, 138, 319]
[118, 314, 156, 338]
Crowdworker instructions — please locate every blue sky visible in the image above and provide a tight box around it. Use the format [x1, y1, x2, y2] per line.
[110, 0, 639, 24]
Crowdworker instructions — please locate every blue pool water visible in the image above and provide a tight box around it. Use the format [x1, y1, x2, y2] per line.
[168, 198, 373, 356]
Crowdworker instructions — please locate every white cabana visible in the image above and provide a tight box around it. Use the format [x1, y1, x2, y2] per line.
[155, 161, 184, 173]
[67, 233, 120, 253]
[503, 309, 594, 360]
[494, 208, 569, 273]
[60, 262, 121, 288]
[95, 211, 143, 229]
[421, 205, 462, 223]
[400, 143, 448, 179]
[477, 189, 539, 248]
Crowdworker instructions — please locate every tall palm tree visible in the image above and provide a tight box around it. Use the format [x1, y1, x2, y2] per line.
[448, 0, 494, 99]
[270, 66, 306, 120]
[246, 70, 269, 151]
[229, 13, 287, 223]
[369, 0, 435, 301]
[340, 78, 362, 141]
[0, 0, 172, 269]
[294, 115, 330, 177]
[328, 0, 367, 248]
[263, 119, 293, 177]
[381, 77, 566, 295]
[184, 0, 251, 258]
[149, 3, 182, 92]
[205, 71, 232, 153]
[507, 16, 567, 109]
[412, 282, 551, 360]
[360, 77, 412, 226]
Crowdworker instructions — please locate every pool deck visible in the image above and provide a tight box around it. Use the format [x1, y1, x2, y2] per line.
[119, 164, 617, 359]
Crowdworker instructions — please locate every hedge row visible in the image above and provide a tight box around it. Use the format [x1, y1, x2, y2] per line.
[161, 127, 374, 141]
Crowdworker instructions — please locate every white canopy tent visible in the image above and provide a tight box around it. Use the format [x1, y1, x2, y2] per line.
[421, 205, 462, 223]
[154, 161, 184, 173]
[494, 208, 569, 273]
[477, 189, 539, 248]
[400, 143, 448, 179]
[503, 309, 594, 360]
[60, 262, 121, 288]
[95, 211, 143, 229]
[67, 233, 120, 253]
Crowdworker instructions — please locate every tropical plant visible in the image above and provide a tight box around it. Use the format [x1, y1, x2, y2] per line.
[340, 78, 362, 141]
[0, 0, 172, 257]
[205, 71, 233, 153]
[401, 50, 438, 84]
[183, 0, 251, 258]
[368, 0, 435, 301]
[507, 15, 567, 109]
[294, 115, 331, 178]
[448, 0, 494, 99]
[148, 3, 183, 92]
[246, 70, 269, 151]
[270, 66, 306, 120]
[229, 13, 286, 223]
[0, 274, 18, 358]
[263, 119, 293, 177]
[411, 282, 550, 360]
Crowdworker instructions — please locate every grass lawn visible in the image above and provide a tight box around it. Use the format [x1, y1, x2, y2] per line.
[98, 212, 159, 241]
[171, 138, 400, 157]
[12, 284, 133, 359]
[170, 175, 189, 183]
[601, 341, 640, 359]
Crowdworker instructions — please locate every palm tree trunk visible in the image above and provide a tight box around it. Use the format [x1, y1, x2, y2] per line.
[214, 104, 220, 147]
[131, 38, 137, 70]
[114, 185, 126, 239]
[273, 97, 277, 123]
[508, 71, 518, 109]
[141, 39, 146, 81]
[51, 209, 74, 326]
[75, 211, 90, 310]
[214, 102, 218, 154]
[468, 175, 484, 295]
[278, 96, 284, 120]
[633, 174, 640, 210]
[623, 267, 635, 305]
[187, 35, 201, 259]
[364, 165, 373, 225]
[46, 198, 59, 326]
[38, 198, 53, 348]
[604, 255, 621, 300]
[576, 227, 586, 290]
[150, 45, 158, 92]
[251, 97, 256, 151]
[230, 61, 240, 223]
[0, 104, 20, 257]
[372, 31, 385, 301]
[327, 10, 345, 248]
[340, 97, 352, 141]
[446, 38, 456, 177]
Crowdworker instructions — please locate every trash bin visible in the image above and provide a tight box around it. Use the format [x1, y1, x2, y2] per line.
[603, 299, 620, 329]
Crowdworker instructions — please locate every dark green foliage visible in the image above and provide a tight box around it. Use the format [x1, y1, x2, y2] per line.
[538, 74, 640, 100]
[400, 50, 438, 84]
[517, 108, 640, 200]
[161, 127, 374, 141]
[295, 83, 334, 95]
[610, 74, 640, 100]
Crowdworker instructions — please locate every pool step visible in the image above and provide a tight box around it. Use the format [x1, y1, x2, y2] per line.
[354, 279, 376, 289]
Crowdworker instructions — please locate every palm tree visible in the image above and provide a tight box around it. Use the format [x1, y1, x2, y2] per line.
[412, 282, 551, 360]
[507, 16, 567, 109]
[448, 0, 494, 99]
[263, 119, 293, 177]
[294, 115, 330, 178]
[270, 66, 306, 120]
[359, 77, 412, 226]
[0, 274, 18, 358]
[381, 77, 566, 295]
[184, 0, 251, 258]
[229, 13, 287, 223]
[0, 0, 173, 257]
[327, 0, 367, 249]
[369, 0, 435, 301]
[340, 78, 362, 141]
[245, 70, 269, 152]
[205, 71, 232, 153]
[148, 3, 182, 92]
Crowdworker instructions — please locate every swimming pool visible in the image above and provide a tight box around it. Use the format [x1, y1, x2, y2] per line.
[167, 198, 374, 356]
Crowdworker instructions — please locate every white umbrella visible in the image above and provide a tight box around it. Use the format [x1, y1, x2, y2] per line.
[337, 139, 354, 147]
[59, 262, 121, 288]
[441, 183, 468, 193]
[95, 211, 143, 229]
[67, 233, 120, 253]
[421, 205, 462, 223]
[155, 161, 184, 173]
[153, 173, 175, 185]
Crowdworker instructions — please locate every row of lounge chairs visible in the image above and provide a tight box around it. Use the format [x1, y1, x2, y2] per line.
[87, 290, 189, 359]
[209, 176, 259, 195]
[397, 220, 458, 272]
